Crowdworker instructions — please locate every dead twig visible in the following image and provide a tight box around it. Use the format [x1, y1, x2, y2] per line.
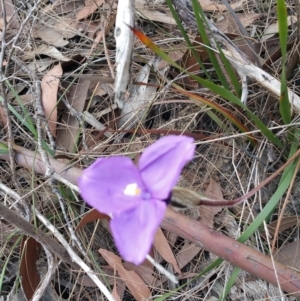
[31, 246, 57, 301]
[1, 143, 300, 295]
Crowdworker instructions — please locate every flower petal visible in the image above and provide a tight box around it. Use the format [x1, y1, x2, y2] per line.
[78, 157, 145, 215]
[110, 199, 167, 265]
[139, 135, 195, 199]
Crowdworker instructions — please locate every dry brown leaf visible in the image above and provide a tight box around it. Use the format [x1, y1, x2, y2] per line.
[42, 0, 84, 16]
[153, 227, 181, 275]
[99, 249, 151, 301]
[275, 241, 300, 270]
[216, 13, 261, 64]
[11, 94, 34, 106]
[75, 208, 110, 231]
[179, 36, 209, 88]
[41, 63, 63, 137]
[57, 78, 90, 152]
[112, 285, 123, 301]
[267, 216, 299, 237]
[23, 44, 70, 61]
[35, 26, 69, 47]
[26, 58, 55, 73]
[157, 49, 185, 69]
[176, 241, 202, 269]
[216, 13, 261, 33]
[76, 0, 104, 21]
[262, 16, 297, 42]
[199, 178, 223, 227]
[123, 262, 155, 285]
[0, 0, 19, 29]
[76, 20, 101, 38]
[200, 0, 246, 11]
[136, 0, 176, 25]
[54, 18, 79, 39]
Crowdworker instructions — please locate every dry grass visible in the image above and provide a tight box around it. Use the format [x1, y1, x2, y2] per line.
[0, 0, 300, 300]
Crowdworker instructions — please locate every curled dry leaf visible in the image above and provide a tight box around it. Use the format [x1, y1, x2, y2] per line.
[20, 237, 41, 301]
[41, 63, 63, 137]
[99, 249, 151, 301]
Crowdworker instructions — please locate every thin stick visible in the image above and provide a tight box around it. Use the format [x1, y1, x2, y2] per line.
[35, 209, 115, 301]
[146, 254, 178, 284]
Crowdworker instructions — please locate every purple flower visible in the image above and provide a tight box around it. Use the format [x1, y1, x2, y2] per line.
[78, 135, 195, 265]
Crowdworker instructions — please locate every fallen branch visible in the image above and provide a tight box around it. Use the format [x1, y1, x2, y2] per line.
[0, 144, 300, 295]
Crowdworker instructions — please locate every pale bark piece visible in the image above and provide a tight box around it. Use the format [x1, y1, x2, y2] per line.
[57, 78, 90, 151]
[154, 227, 181, 275]
[99, 249, 151, 301]
[207, 20, 300, 111]
[118, 58, 156, 129]
[114, 0, 135, 109]
[41, 64, 63, 137]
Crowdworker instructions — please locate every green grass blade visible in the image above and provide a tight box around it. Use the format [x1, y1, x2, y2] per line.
[2, 82, 54, 156]
[277, 0, 291, 124]
[239, 145, 298, 242]
[219, 267, 241, 301]
[165, 0, 212, 79]
[191, 0, 230, 90]
[130, 27, 283, 148]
